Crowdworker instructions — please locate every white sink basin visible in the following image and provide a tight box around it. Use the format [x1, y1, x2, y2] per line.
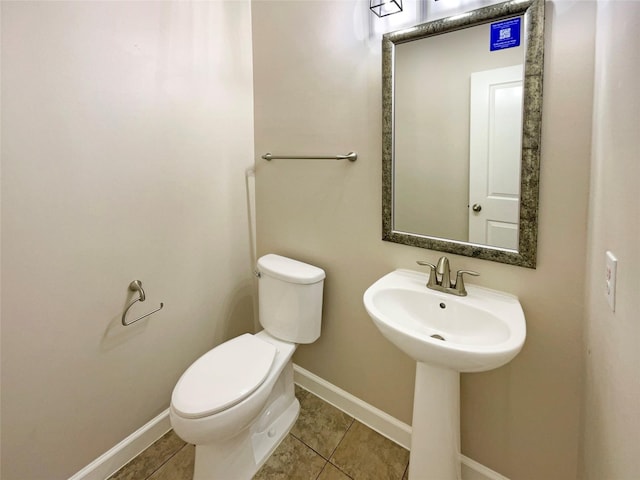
[363, 269, 526, 372]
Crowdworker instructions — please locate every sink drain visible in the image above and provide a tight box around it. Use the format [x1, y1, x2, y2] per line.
[430, 334, 446, 341]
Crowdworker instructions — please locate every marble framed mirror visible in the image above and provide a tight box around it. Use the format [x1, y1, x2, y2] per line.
[382, 0, 544, 268]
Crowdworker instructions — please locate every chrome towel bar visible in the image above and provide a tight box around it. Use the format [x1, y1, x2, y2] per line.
[261, 152, 357, 162]
[122, 280, 164, 326]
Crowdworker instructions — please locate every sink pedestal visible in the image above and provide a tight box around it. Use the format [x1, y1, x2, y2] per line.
[363, 269, 527, 479]
[409, 362, 461, 480]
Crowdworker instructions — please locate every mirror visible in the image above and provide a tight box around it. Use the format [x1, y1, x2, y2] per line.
[382, 0, 544, 268]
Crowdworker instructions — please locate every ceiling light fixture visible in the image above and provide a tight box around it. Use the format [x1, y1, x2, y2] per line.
[370, 0, 403, 17]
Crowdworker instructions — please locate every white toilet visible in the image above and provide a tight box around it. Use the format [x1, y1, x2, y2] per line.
[170, 254, 325, 480]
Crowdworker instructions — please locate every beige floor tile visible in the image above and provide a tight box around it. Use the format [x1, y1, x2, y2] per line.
[107, 430, 187, 480]
[254, 434, 327, 480]
[116, 388, 412, 480]
[329, 421, 409, 480]
[291, 385, 354, 459]
[317, 462, 354, 480]
[147, 444, 195, 480]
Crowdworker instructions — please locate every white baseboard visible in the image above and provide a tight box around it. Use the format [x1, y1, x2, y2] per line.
[69, 366, 509, 480]
[68, 409, 171, 480]
[292, 363, 412, 449]
[461, 456, 510, 480]
[293, 364, 509, 480]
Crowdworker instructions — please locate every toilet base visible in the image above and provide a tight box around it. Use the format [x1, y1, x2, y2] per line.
[192, 362, 299, 480]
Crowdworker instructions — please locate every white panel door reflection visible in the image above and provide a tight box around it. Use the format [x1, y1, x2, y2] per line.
[469, 65, 523, 250]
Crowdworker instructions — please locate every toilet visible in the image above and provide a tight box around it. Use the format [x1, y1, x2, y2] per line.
[170, 254, 325, 480]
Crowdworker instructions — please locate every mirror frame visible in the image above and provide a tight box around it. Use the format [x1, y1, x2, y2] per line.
[382, 0, 544, 268]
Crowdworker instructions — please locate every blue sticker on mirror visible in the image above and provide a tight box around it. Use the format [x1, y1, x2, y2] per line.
[490, 18, 521, 51]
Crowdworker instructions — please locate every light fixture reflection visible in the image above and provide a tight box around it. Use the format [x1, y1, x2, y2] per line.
[370, 0, 403, 17]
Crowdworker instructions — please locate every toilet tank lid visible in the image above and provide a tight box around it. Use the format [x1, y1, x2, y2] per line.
[258, 254, 325, 285]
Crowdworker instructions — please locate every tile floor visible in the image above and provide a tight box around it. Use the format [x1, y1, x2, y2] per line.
[108, 385, 410, 480]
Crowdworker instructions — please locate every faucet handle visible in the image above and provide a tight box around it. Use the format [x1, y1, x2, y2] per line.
[416, 260, 436, 269]
[416, 261, 438, 287]
[454, 270, 480, 296]
[457, 269, 480, 277]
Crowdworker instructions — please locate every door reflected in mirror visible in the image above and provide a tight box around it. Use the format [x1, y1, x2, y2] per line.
[382, 0, 544, 267]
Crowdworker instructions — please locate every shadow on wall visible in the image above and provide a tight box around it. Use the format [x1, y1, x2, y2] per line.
[218, 278, 257, 343]
[97, 277, 256, 352]
[95, 167, 257, 352]
[99, 287, 157, 351]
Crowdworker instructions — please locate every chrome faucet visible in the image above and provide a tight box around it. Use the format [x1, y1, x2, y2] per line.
[416, 256, 479, 296]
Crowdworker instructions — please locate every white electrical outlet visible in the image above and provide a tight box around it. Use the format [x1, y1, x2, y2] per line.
[605, 251, 617, 312]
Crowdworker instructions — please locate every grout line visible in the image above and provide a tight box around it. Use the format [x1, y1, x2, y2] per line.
[289, 431, 329, 461]
[142, 440, 189, 480]
[328, 461, 356, 480]
[291, 387, 356, 479]
[293, 368, 411, 450]
[314, 460, 330, 480]
[285, 434, 334, 479]
[292, 387, 355, 463]
[326, 416, 355, 462]
[401, 460, 410, 480]
[325, 417, 356, 473]
[317, 460, 356, 480]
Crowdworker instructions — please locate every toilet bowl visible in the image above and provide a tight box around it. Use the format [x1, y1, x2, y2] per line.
[169, 254, 325, 480]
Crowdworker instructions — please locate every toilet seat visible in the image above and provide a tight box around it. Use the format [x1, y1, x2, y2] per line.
[171, 334, 277, 419]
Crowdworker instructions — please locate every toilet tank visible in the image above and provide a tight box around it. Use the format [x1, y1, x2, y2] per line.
[257, 254, 325, 344]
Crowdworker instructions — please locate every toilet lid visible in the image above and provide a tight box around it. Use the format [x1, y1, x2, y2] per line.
[171, 334, 277, 419]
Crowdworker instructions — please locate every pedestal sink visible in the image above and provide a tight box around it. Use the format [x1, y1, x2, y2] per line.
[363, 269, 526, 480]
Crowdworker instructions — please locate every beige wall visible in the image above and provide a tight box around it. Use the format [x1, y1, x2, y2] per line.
[1, 2, 255, 479]
[580, 1, 640, 478]
[253, 1, 594, 479]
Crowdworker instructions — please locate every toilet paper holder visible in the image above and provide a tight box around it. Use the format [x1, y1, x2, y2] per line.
[122, 280, 164, 326]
